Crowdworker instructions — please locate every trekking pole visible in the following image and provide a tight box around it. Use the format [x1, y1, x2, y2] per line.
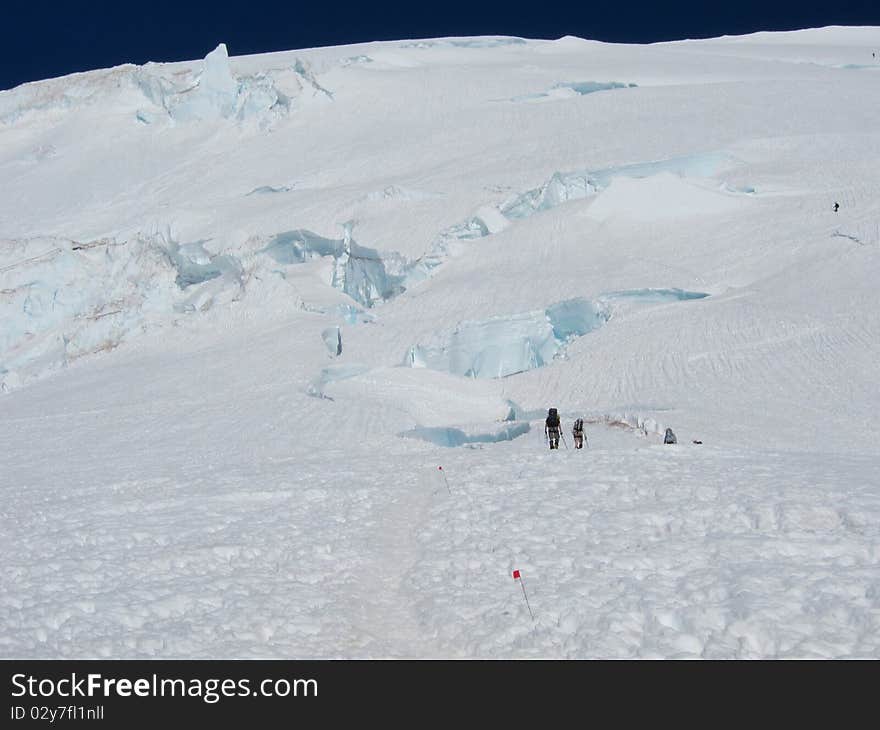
[560, 431, 569, 450]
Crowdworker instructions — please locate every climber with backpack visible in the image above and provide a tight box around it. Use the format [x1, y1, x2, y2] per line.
[545, 408, 561, 449]
[572, 417, 586, 449]
[664, 427, 677, 444]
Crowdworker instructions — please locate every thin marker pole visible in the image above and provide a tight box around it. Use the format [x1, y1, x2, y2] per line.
[438, 465, 451, 495]
[512, 570, 534, 621]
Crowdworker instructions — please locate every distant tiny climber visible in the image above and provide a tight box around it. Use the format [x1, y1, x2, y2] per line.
[572, 417, 585, 449]
[545, 408, 561, 449]
[664, 427, 677, 445]
[833, 202, 840, 213]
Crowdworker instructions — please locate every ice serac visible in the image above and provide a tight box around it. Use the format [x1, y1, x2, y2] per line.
[202, 44, 239, 98]
[322, 326, 343, 356]
[172, 43, 239, 121]
[339, 240, 401, 307]
[133, 43, 301, 125]
[546, 298, 609, 340]
[405, 290, 711, 380]
[164, 238, 246, 313]
[402, 208, 508, 288]
[501, 172, 598, 219]
[511, 80, 637, 102]
[500, 152, 731, 222]
[262, 230, 345, 264]
[400, 422, 531, 447]
[407, 298, 610, 379]
[260, 225, 404, 308]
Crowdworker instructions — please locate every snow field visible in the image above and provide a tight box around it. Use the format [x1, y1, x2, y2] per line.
[409, 436, 880, 658]
[2, 27, 880, 657]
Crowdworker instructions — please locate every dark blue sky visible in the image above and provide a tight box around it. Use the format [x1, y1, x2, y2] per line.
[2, 0, 879, 90]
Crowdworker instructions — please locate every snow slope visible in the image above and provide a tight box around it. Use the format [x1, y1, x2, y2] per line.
[1, 28, 879, 658]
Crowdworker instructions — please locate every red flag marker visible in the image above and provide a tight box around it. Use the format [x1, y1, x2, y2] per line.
[438, 465, 451, 495]
[512, 569, 534, 620]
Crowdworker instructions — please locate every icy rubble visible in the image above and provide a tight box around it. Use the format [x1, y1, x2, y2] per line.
[0, 64, 139, 125]
[400, 38, 527, 49]
[133, 43, 281, 123]
[0, 230, 257, 391]
[0, 237, 177, 391]
[166, 238, 243, 293]
[0, 219, 405, 391]
[1, 42, 333, 128]
[133, 44, 331, 125]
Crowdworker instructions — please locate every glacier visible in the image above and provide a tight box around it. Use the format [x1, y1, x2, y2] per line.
[2, 27, 880, 661]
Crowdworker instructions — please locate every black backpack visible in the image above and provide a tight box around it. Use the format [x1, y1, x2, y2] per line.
[546, 408, 559, 428]
[573, 418, 583, 434]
